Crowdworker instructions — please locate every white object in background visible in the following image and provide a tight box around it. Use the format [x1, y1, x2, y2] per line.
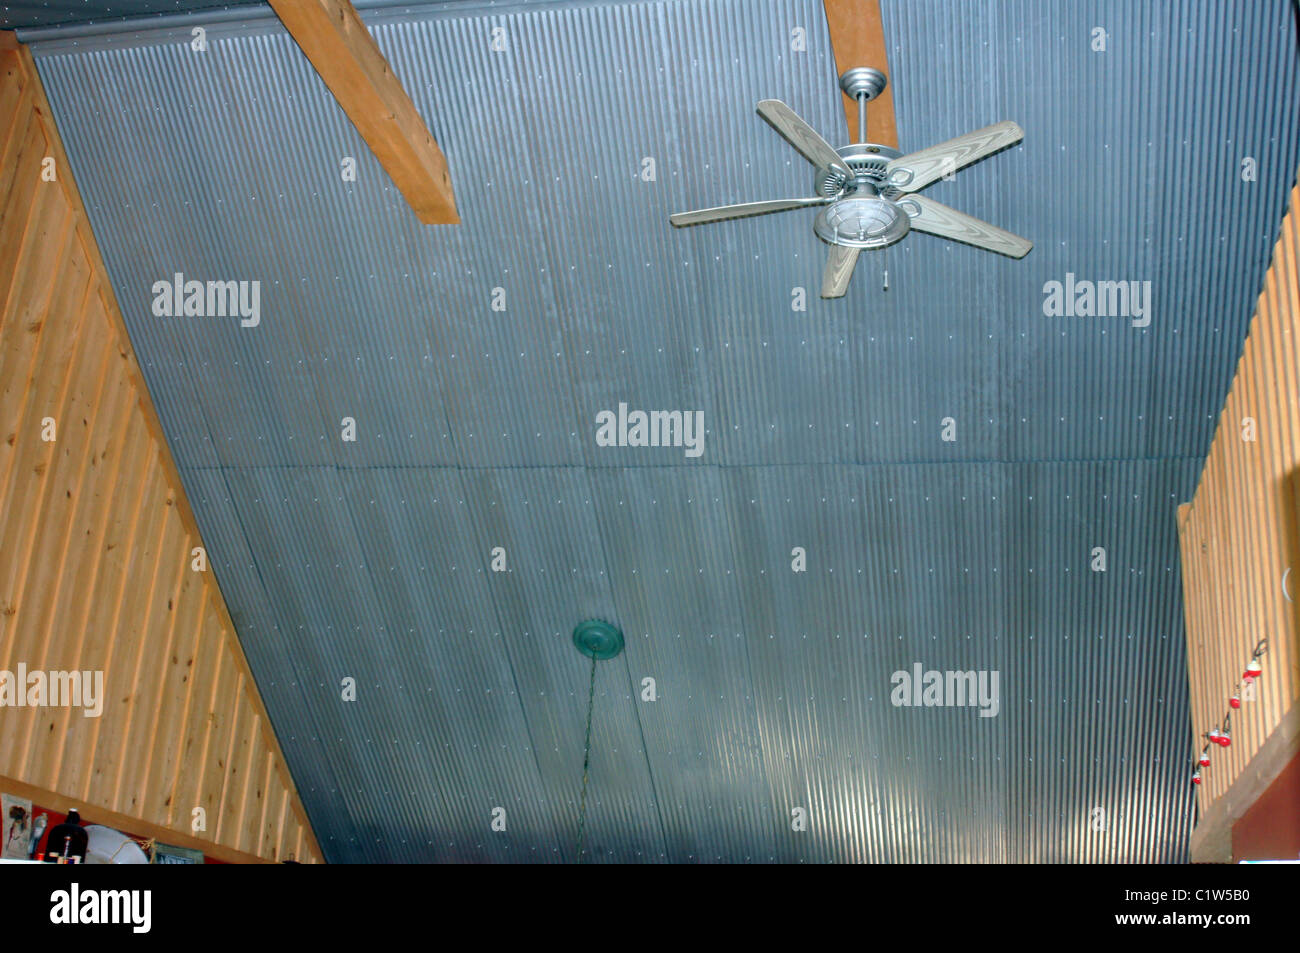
[83, 825, 148, 864]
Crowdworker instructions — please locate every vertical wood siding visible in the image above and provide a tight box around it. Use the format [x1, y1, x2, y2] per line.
[0, 43, 322, 864]
[1178, 176, 1300, 813]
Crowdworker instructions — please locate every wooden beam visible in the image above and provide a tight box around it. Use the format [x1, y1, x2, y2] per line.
[268, 0, 458, 224]
[0, 774, 277, 864]
[823, 0, 897, 148]
[1190, 705, 1300, 862]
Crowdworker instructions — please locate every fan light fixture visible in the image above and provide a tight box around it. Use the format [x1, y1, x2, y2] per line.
[814, 192, 909, 249]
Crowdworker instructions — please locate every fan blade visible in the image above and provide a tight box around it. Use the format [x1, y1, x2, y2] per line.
[757, 99, 853, 180]
[885, 120, 1023, 193]
[670, 196, 829, 227]
[900, 195, 1032, 258]
[821, 244, 860, 298]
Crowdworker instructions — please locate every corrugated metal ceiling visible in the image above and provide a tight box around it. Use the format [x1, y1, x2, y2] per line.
[1, 1, 262, 31]
[26, 0, 1300, 861]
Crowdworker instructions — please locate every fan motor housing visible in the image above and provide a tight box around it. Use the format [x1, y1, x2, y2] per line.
[815, 141, 903, 198]
[813, 142, 909, 249]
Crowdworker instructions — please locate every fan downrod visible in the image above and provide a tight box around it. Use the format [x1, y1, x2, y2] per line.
[840, 67, 887, 145]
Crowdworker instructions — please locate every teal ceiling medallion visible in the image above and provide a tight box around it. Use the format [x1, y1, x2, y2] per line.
[572, 618, 624, 661]
[571, 618, 623, 863]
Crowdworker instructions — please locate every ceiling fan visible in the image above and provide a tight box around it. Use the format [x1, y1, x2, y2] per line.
[670, 68, 1032, 298]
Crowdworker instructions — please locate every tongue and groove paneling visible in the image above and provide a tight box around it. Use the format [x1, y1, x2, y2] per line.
[0, 40, 322, 864]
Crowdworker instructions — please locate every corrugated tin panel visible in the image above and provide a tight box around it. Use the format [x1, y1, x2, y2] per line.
[1, 1, 264, 31]
[24, 0, 1300, 862]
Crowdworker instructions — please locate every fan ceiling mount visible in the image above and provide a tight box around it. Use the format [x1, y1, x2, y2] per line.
[670, 67, 1033, 298]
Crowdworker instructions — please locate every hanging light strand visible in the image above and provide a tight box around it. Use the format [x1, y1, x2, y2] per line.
[575, 651, 598, 863]
[1193, 637, 1267, 785]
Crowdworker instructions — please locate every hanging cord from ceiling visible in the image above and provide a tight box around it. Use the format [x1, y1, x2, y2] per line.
[570, 619, 624, 864]
[575, 652, 597, 863]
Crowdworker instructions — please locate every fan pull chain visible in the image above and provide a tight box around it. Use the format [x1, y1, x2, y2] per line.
[575, 652, 598, 863]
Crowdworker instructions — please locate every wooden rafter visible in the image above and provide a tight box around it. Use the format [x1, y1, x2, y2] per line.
[268, 0, 459, 224]
[823, 0, 898, 148]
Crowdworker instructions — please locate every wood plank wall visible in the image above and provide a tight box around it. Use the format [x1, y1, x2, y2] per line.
[0, 41, 322, 864]
[1177, 175, 1300, 824]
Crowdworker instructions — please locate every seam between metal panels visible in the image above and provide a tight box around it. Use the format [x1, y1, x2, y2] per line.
[497, 5, 595, 474]
[584, 464, 672, 862]
[176, 455, 1211, 473]
[453, 462, 569, 861]
[714, 466, 784, 862]
[211, 31, 344, 473]
[204, 462, 364, 860]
